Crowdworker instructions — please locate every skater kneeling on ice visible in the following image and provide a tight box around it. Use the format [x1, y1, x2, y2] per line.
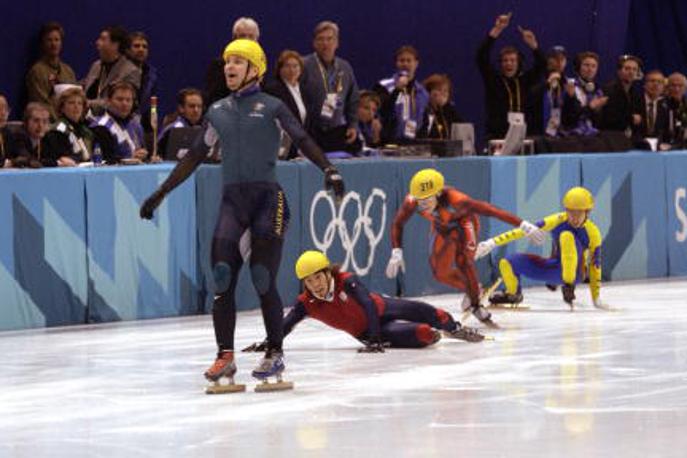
[245, 250, 484, 353]
[475, 186, 610, 310]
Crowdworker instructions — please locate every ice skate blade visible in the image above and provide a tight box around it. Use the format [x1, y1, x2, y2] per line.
[488, 303, 531, 311]
[254, 380, 294, 392]
[205, 382, 246, 395]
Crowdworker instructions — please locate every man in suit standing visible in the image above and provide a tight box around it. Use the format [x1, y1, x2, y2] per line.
[638, 70, 669, 145]
[301, 21, 360, 153]
[82, 26, 141, 116]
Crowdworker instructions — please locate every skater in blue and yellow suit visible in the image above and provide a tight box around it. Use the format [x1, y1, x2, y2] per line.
[475, 187, 609, 309]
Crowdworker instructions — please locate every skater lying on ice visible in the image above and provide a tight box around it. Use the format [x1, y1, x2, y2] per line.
[475, 186, 610, 310]
[384, 168, 545, 328]
[244, 250, 485, 353]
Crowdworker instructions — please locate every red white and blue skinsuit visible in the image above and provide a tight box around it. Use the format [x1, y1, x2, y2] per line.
[283, 270, 459, 348]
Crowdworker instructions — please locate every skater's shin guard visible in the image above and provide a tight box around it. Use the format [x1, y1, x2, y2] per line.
[559, 231, 578, 285]
[499, 258, 519, 295]
[250, 238, 285, 351]
[213, 293, 236, 352]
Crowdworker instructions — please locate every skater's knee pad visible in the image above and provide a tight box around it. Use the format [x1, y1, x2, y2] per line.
[559, 231, 578, 284]
[499, 258, 519, 295]
[250, 264, 271, 296]
[213, 262, 233, 293]
[415, 324, 439, 346]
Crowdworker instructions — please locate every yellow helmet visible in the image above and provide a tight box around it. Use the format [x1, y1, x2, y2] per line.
[563, 187, 594, 210]
[409, 168, 445, 200]
[222, 39, 267, 78]
[295, 250, 330, 280]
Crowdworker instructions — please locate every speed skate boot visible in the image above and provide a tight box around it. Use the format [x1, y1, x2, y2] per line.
[252, 349, 293, 392]
[472, 303, 499, 329]
[562, 283, 576, 311]
[488, 290, 528, 310]
[446, 324, 485, 342]
[204, 351, 246, 394]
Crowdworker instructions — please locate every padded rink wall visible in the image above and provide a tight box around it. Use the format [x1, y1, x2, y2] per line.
[1, 152, 686, 331]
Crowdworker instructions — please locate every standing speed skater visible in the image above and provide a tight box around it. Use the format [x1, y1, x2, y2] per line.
[476, 186, 610, 310]
[244, 250, 485, 354]
[385, 168, 545, 327]
[139, 39, 345, 393]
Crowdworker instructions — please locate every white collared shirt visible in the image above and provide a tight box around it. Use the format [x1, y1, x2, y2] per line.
[286, 81, 307, 124]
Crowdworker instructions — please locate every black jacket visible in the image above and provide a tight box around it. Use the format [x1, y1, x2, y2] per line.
[476, 35, 546, 139]
[599, 79, 643, 132]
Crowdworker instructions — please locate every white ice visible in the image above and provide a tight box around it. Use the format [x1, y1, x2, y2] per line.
[1, 279, 687, 458]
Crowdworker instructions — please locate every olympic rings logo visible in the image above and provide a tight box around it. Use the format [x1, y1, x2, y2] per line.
[309, 189, 387, 276]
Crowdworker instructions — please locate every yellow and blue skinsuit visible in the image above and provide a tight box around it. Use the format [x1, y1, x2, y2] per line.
[492, 212, 602, 301]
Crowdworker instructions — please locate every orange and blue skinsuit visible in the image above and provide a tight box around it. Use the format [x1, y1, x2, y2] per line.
[391, 187, 523, 308]
[492, 212, 602, 300]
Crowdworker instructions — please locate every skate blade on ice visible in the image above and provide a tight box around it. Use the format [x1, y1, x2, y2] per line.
[205, 380, 246, 395]
[488, 302, 531, 311]
[254, 378, 294, 392]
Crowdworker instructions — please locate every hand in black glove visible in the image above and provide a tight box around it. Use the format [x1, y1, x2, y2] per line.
[324, 166, 345, 204]
[139, 189, 166, 220]
[241, 340, 268, 352]
[562, 283, 576, 304]
[357, 338, 385, 353]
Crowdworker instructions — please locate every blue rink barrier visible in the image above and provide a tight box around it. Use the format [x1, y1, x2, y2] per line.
[0, 169, 88, 331]
[0, 153, 684, 331]
[581, 152, 668, 280]
[85, 165, 199, 322]
[664, 152, 687, 276]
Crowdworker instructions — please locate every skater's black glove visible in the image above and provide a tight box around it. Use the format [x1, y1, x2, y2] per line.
[358, 337, 385, 353]
[140, 189, 166, 220]
[324, 166, 345, 204]
[562, 283, 576, 304]
[241, 340, 268, 352]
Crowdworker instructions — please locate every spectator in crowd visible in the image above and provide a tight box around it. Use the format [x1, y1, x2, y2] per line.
[476, 12, 546, 139]
[666, 72, 687, 144]
[264, 50, 309, 126]
[82, 26, 141, 115]
[417, 74, 463, 139]
[561, 51, 607, 136]
[0, 93, 9, 167]
[373, 45, 429, 144]
[90, 82, 149, 164]
[263, 50, 310, 159]
[637, 70, 669, 143]
[530, 46, 567, 136]
[157, 88, 204, 156]
[42, 86, 96, 167]
[353, 90, 382, 151]
[0, 93, 9, 128]
[127, 31, 159, 129]
[206, 17, 260, 104]
[25, 22, 77, 120]
[8, 102, 50, 168]
[599, 54, 643, 134]
[301, 21, 359, 152]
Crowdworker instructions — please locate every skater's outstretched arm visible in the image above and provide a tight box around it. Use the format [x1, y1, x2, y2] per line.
[475, 212, 564, 259]
[391, 195, 418, 249]
[243, 300, 307, 352]
[139, 123, 216, 219]
[283, 301, 308, 338]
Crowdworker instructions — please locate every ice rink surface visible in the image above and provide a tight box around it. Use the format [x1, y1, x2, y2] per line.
[1, 279, 687, 458]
